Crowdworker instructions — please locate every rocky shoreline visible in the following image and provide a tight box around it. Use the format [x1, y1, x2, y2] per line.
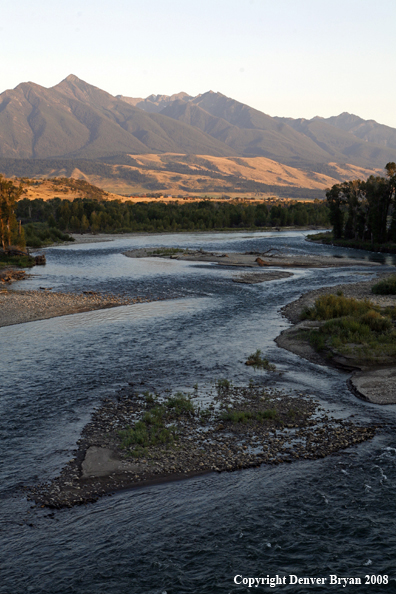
[27, 384, 377, 509]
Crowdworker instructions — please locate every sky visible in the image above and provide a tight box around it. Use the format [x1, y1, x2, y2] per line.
[2, 0, 396, 126]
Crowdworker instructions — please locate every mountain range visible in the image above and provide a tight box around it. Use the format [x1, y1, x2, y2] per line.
[0, 75, 395, 196]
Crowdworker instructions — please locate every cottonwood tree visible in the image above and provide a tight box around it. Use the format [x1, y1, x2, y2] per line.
[0, 175, 25, 250]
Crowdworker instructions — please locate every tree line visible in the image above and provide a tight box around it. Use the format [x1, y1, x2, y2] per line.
[16, 197, 329, 239]
[326, 163, 396, 245]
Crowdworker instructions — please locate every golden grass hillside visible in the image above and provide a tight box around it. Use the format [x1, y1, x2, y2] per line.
[5, 155, 381, 203]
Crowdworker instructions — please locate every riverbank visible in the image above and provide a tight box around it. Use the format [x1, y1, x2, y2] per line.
[0, 268, 29, 284]
[307, 232, 396, 254]
[275, 273, 396, 404]
[124, 247, 379, 269]
[0, 290, 153, 328]
[27, 383, 377, 509]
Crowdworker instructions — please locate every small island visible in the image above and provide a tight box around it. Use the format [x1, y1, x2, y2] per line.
[27, 381, 376, 508]
[123, 247, 379, 269]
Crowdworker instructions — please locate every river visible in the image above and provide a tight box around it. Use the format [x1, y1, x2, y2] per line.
[1, 230, 395, 593]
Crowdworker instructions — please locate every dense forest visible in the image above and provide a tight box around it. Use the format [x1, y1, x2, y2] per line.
[15, 197, 330, 247]
[326, 163, 396, 247]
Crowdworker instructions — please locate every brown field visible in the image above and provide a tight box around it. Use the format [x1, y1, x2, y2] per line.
[12, 154, 381, 203]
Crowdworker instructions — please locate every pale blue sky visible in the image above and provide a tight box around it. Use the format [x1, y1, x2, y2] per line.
[2, 0, 396, 126]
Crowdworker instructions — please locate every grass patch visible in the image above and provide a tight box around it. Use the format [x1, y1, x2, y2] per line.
[245, 349, 276, 370]
[303, 294, 396, 365]
[216, 378, 231, 390]
[221, 408, 278, 424]
[372, 275, 396, 295]
[0, 252, 35, 268]
[199, 408, 212, 422]
[143, 391, 156, 405]
[165, 393, 194, 416]
[119, 393, 195, 456]
[306, 232, 333, 241]
[119, 419, 177, 457]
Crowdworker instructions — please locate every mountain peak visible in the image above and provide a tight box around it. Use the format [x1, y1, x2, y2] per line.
[63, 74, 82, 83]
[52, 75, 116, 105]
[56, 74, 92, 90]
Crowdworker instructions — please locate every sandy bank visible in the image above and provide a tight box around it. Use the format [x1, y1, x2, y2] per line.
[124, 248, 379, 269]
[348, 369, 396, 405]
[275, 273, 396, 404]
[0, 290, 152, 328]
[232, 271, 293, 284]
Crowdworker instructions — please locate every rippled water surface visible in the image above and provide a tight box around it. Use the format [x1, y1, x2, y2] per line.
[1, 231, 396, 593]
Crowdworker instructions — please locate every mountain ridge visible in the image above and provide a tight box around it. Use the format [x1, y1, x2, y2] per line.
[1, 75, 396, 194]
[118, 87, 396, 168]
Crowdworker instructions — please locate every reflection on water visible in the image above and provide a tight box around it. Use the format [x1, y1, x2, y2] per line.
[1, 230, 396, 593]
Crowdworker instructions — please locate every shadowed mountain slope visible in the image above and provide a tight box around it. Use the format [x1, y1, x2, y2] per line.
[160, 95, 332, 164]
[274, 115, 396, 167]
[0, 76, 233, 159]
[323, 112, 396, 150]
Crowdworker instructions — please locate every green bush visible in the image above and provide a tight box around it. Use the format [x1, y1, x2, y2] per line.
[305, 297, 396, 364]
[221, 408, 278, 424]
[245, 349, 276, 370]
[255, 409, 278, 421]
[216, 378, 231, 390]
[118, 392, 195, 456]
[372, 276, 396, 295]
[302, 294, 373, 321]
[119, 415, 177, 452]
[165, 393, 194, 416]
[308, 330, 326, 351]
[360, 309, 392, 332]
[23, 223, 74, 247]
[144, 392, 156, 405]
[0, 253, 35, 268]
[221, 410, 253, 423]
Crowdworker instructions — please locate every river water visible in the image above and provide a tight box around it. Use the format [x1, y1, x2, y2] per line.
[1, 231, 396, 593]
